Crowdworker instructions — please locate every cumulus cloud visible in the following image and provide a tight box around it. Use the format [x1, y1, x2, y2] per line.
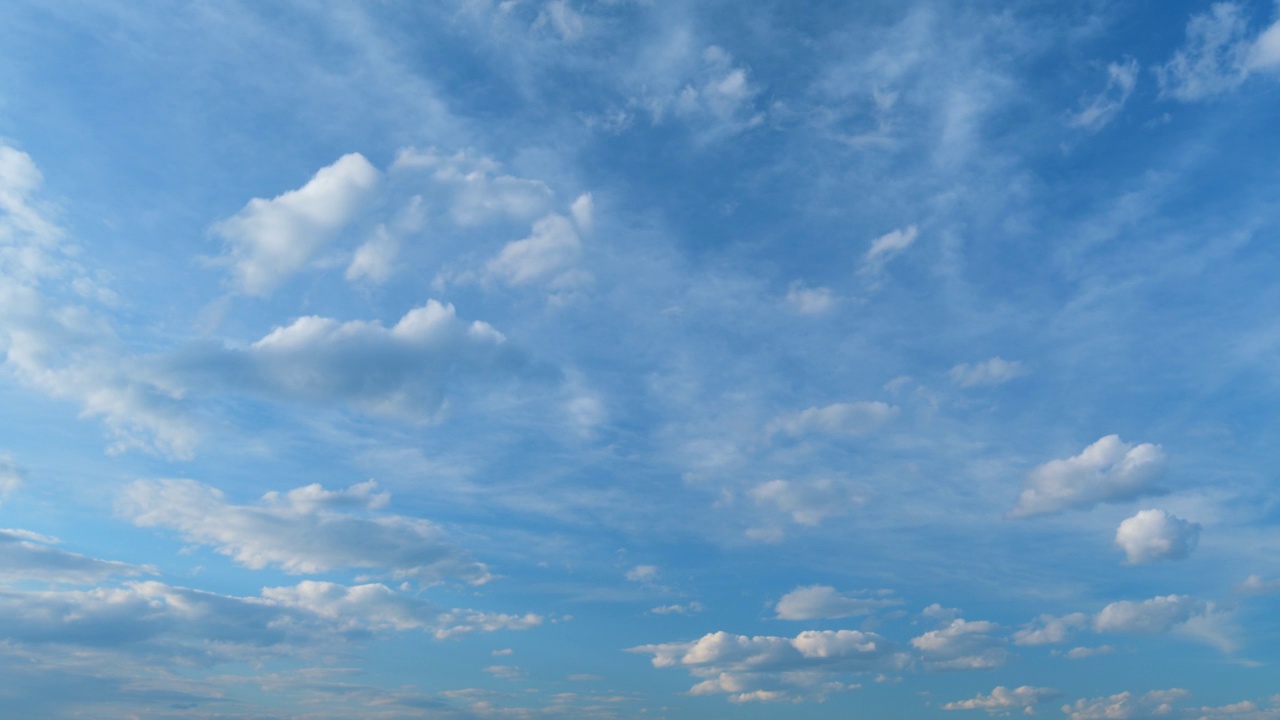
[1092, 595, 1208, 636]
[861, 225, 918, 281]
[910, 619, 1008, 670]
[774, 585, 902, 620]
[750, 479, 868, 527]
[1010, 435, 1165, 517]
[626, 565, 659, 582]
[630, 629, 910, 702]
[650, 601, 705, 615]
[1236, 574, 1280, 595]
[948, 357, 1027, 388]
[119, 478, 490, 584]
[1064, 645, 1116, 660]
[768, 401, 898, 439]
[647, 45, 763, 138]
[485, 212, 585, 288]
[212, 153, 380, 295]
[1156, 3, 1280, 101]
[390, 147, 552, 226]
[786, 281, 837, 315]
[345, 225, 400, 284]
[1115, 509, 1200, 564]
[1012, 612, 1088, 646]
[0, 529, 155, 584]
[1066, 58, 1139, 131]
[172, 300, 525, 422]
[1062, 689, 1189, 720]
[943, 685, 1059, 714]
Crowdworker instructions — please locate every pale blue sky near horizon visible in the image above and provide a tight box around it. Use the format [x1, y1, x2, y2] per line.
[1, 1, 1280, 718]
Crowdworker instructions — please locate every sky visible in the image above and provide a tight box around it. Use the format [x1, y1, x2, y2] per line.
[0, 0, 1279, 718]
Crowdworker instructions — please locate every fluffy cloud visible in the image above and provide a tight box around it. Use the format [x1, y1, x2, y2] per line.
[861, 225, 919, 281]
[943, 685, 1060, 714]
[631, 629, 910, 702]
[910, 619, 1008, 670]
[390, 147, 553, 226]
[650, 602, 705, 615]
[1115, 509, 1201, 564]
[485, 211, 586, 288]
[1010, 435, 1165, 517]
[1062, 689, 1189, 720]
[786, 282, 837, 315]
[119, 478, 491, 584]
[1156, 3, 1280, 101]
[750, 479, 868, 527]
[0, 454, 22, 501]
[212, 153, 380, 295]
[767, 401, 898, 439]
[774, 585, 902, 621]
[1012, 612, 1089, 646]
[1066, 58, 1139, 131]
[1236, 574, 1280, 595]
[948, 357, 1027, 388]
[0, 529, 154, 584]
[172, 300, 525, 422]
[1092, 595, 1208, 636]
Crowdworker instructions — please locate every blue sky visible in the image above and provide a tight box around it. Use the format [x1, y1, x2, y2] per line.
[1, 0, 1280, 717]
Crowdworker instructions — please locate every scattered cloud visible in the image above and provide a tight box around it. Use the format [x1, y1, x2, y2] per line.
[861, 225, 919, 282]
[0, 454, 22, 501]
[1066, 58, 1139, 131]
[212, 153, 380, 295]
[1064, 645, 1116, 660]
[1062, 689, 1189, 720]
[911, 618, 1008, 671]
[650, 601, 705, 615]
[119, 478, 491, 584]
[1114, 509, 1200, 564]
[389, 147, 552, 226]
[774, 585, 902, 621]
[767, 401, 898, 439]
[1010, 435, 1165, 517]
[1156, 3, 1280, 101]
[1236, 574, 1280, 595]
[943, 685, 1060, 714]
[750, 479, 868, 527]
[948, 357, 1027, 388]
[0, 529, 155, 584]
[1012, 612, 1088, 646]
[786, 282, 837, 315]
[625, 565, 658, 582]
[485, 211, 586, 289]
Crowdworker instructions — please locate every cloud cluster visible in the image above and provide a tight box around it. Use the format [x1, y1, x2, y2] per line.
[943, 685, 1060, 714]
[1016, 595, 1230, 651]
[1114, 509, 1200, 564]
[0, 529, 154, 584]
[1156, 3, 1280, 101]
[910, 619, 1008, 670]
[1011, 435, 1165, 517]
[768, 401, 898, 439]
[774, 585, 902, 621]
[119, 478, 491, 584]
[1062, 689, 1189, 720]
[948, 357, 1027, 388]
[1066, 58, 1139, 131]
[750, 479, 868, 527]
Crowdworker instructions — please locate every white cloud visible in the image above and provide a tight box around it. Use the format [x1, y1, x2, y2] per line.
[1063, 689, 1189, 720]
[212, 153, 380, 295]
[1236, 574, 1280, 595]
[1012, 612, 1088, 646]
[534, 0, 586, 41]
[767, 401, 898, 439]
[631, 629, 910, 702]
[1066, 58, 1139, 131]
[484, 664, 526, 680]
[172, 300, 523, 422]
[626, 564, 658, 582]
[1092, 595, 1206, 635]
[750, 479, 868, 527]
[1155, 3, 1280, 102]
[948, 357, 1027, 388]
[650, 601, 705, 615]
[119, 478, 491, 585]
[1114, 509, 1201, 564]
[1010, 435, 1165, 517]
[786, 282, 837, 315]
[774, 585, 902, 620]
[0, 454, 23, 501]
[1064, 645, 1115, 660]
[943, 685, 1059, 714]
[485, 212, 584, 288]
[910, 618, 1008, 670]
[434, 608, 544, 639]
[390, 147, 552, 226]
[0, 529, 155, 584]
[345, 225, 400, 284]
[861, 225, 918, 280]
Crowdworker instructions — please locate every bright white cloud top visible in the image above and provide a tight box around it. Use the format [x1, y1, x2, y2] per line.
[0, 1, 1279, 718]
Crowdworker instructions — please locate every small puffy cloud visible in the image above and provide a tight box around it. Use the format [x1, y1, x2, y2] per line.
[0, 454, 22, 501]
[172, 300, 524, 422]
[345, 225, 400, 284]
[626, 565, 659, 582]
[1196, 698, 1280, 720]
[650, 601, 705, 615]
[484, 664, 526, 680]
[213, 153, 380, 295]
[1062, 689, 1189, 720]
[1092, 595, 1206, 635]
[485, 212, 584, 288]
[786, 282, 836, 315]
[119, 478, 490, 585]
[911, 619, 1008, 671]
[775, 585, 902, 621]
[1064, 645, 1115, 660]
[768, 401, 898, 439]
[1155, 3, 1280, 101]
[631, 629, 910, 702]
[750, 479, 867, 527]
[1115, 509, 1200, 564]
[0, 529, 155, 584]
[666, 46, 763, 136]
[1066, 58, 1139, 131]
[433, 608, 544, 639]
[943, 685, 1060, 714]
[861, 225, 918, 280]
[390, 147, 552, 226]
[1010, 435, 1165, 517]
[1236, 574, 1280, 595]
[948, 357, 1027, 388]
[1012, 612, 1088, 646]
